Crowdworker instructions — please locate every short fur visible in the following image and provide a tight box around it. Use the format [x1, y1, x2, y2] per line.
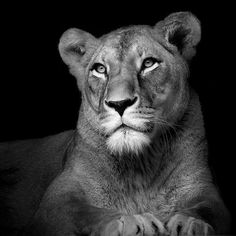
[0, 12, 230, 235]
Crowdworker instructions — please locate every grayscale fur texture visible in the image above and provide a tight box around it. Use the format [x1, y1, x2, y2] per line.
[0, 12, 230, 236]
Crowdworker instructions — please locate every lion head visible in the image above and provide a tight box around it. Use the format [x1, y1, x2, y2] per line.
[59, 12, 201, 155]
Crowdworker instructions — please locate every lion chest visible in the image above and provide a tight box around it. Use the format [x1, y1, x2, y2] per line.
[76, 157, 176, 220]
[96, 177, 176, 221]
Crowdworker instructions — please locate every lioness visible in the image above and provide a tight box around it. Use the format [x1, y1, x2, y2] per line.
[0, 12, 230, 235]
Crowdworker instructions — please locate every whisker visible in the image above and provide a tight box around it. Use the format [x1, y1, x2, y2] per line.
[158, 123, 169, 151]
[153, 117, 179, 151]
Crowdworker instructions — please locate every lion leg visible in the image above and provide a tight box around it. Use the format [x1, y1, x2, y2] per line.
[165, 195, 230, 235]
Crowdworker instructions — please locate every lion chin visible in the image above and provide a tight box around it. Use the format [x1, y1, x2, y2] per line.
[106, 127, 150, 155]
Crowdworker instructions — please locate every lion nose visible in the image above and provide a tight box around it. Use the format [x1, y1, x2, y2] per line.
[105, 97, 138, 116]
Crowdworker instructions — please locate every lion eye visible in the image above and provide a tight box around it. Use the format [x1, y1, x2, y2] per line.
[142, 57, 160, 74]
[93, 63, 106, 74]
[143, 58, 155, 68]
[91, 63, 107, 79]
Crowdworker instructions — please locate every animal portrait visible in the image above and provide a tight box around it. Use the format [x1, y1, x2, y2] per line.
[0, 11, 231, 236]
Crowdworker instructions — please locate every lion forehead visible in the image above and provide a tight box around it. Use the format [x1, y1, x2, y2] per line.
[96, 27, 172, 64]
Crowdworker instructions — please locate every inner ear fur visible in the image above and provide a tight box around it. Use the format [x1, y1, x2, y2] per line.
[155, 12, 201, 60]
[58, 28, 98, 67]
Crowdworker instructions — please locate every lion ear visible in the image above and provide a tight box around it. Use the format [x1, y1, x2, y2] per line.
[155, 12, 201, 60]
[59, 28, 99, 68]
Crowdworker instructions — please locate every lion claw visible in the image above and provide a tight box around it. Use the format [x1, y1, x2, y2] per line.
[98, 213, 167, 236]
[166, 214, 215, 236]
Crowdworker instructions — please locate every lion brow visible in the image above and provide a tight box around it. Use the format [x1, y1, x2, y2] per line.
[117, 29, 136, 61]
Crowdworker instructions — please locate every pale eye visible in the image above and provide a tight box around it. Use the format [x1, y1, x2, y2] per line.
[143, 58, 155, 68]
[142, 57, 160, 74]
[93, 63, 106, 74]
[91, 63, 107, 79]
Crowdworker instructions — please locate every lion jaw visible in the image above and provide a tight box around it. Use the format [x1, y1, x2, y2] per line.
[106, 127, 150, 155]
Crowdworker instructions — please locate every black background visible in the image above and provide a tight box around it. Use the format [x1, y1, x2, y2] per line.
[0, 2, 235, 234]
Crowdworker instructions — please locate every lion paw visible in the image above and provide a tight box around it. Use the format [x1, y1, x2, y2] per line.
[99, 213, 167, 236]
[166, 214, 215, 236]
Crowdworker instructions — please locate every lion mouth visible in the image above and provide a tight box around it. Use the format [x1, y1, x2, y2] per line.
[100, 112, 155, 136]
[113, 124, 133, 133]
[105, 123, 152, 154]
[112, 123, 153, 134]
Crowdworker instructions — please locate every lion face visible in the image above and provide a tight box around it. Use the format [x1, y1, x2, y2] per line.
[59, 12, 201, 155]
